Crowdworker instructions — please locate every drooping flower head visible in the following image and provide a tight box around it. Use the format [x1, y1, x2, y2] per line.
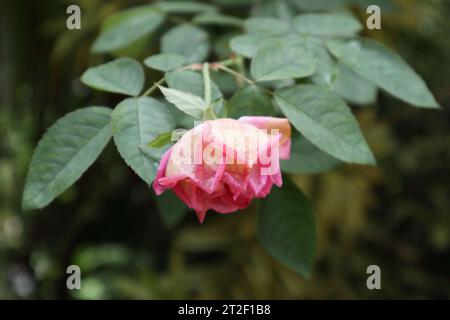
[153, 117, 291, 223]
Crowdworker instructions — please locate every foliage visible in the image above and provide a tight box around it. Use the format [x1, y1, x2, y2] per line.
[19, 0, 440, 279]
[1, 0, 448, 299]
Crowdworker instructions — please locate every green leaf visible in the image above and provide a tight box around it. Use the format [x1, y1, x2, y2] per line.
[293, 13, 362, 36]
[155, 1, 217, 13]
[259, 178, 316, 277]
[253, 0, 294, 20]
[170, 128, 188, 142]
[281, 133, 341, 174]
[161, 24, 209, 64]
[251, 42, 316, 81]
[244, 17, 290, 35]
[147, 132, 172, 148]
[213, 34, 236, 61]
[291, 0, 395, 12]
[275, 84, 375, 164]
[327, 38, 440, 108]
[165, 70, 222, 101]
[167, 104, 196, 129]
[229, 34, 279, 58]
[290, 0, 349, 11]
[92, 5, 164, 53]
[165, 70, 225, 117]
[211, 71, 239, 93]
[155, 191, 187, 228]
[333, 63, 378, 106]
[144, 53, 186, 72]
[74, 244, 130, 272]
[227, 85, 276, 118]
[110, 36, 149, 59]
[81, 58, 144, 96]
[165, 70, 226, 119]
[158, 85, 207, 119]
[263, 34, 335, 85]
[304, 36, 337, 86]
[111, 97, 175, 185]
[22, 107, 112, 210]
[193, 13, 243, 27]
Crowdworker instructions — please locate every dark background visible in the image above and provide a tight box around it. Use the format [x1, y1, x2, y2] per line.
[0, 0, 449, 299]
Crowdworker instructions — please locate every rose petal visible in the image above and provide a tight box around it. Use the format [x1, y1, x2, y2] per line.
[238, 116, 291, 159]
[153, 147, 173, 195]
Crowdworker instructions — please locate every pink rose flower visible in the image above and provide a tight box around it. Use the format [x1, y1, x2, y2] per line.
[152, 117, 291, 223]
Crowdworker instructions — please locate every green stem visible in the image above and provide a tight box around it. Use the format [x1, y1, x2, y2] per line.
[202, 62, 211, 105]
[236, 56, 246, 79]
[202, 63, 218, 121]
[217, 63, 274, 95]
[142, 77, 166, 96]
[177, 63, 203, 72]
[217, 64, 254, 85]
[218, 58, 236, 67]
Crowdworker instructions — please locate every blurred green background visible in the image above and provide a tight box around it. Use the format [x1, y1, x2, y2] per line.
[1, 0, 449, 299]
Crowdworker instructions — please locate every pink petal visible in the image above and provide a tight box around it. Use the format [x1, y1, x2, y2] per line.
[238, 116, 292, 159]
[152, 147, 173, 195]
